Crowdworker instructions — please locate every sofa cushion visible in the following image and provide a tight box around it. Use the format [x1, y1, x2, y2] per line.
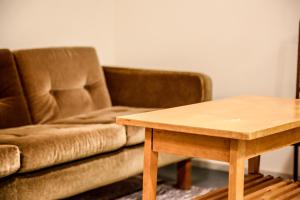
[0, 124, 126, 173]
[0, 145, 185, 200]
[125, 126, 145, 146]
[0, 49, 32, 128]
[13, 47, 112, 124]
[0, 145, 20, 178]
[51, 106, 154, 146]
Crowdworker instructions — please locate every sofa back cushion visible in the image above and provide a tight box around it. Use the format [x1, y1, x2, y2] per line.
[0, 49, 32, 128]
[14, 47, 112, 124]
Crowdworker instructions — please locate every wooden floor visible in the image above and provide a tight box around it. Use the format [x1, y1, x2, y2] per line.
[194, 174, 300, 200]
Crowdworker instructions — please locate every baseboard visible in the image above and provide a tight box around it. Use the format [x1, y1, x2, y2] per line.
[192, 158, 293, 179]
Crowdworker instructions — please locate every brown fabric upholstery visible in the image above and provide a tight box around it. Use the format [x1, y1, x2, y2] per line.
[103, 66, 212, 108]
[0, 124, 126, 173]
[0, 145, 20, 178]
[0, 49, 32, 128]
[51, 106, 153, 125]
[0, 46, 211, 199]
[51, 106, 154, 146]
[14, 47, 112, 124]
[0, 145, 185, 200]
[125, 126, 145, 146]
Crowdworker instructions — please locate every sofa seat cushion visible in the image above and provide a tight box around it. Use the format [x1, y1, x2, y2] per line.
[0, 145, 20, 178]
[0, 124, 126, 173]
[0, 145, 185, 200]
[51, 106, 155, 146]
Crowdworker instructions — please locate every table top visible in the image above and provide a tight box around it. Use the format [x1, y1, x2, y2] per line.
[116, 96, 300, 140]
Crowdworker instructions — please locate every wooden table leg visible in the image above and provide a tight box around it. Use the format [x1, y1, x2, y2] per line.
[176, 159, 192, 190]
[143, 128, 158, 200]
[248, 156, 260, 174]
[228, 139, 246, 200]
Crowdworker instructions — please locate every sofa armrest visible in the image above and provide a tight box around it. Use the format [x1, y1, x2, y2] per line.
[103, 66, 212, 108]
[0, 145, 20, 178]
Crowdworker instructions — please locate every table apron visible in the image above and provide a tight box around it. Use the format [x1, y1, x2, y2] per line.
[245, 127, 300, 159]
[152, 129, 231, 162]
[152, 127, 300, 162]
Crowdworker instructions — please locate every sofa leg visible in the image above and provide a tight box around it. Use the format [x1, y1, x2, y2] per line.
[176, 159, 192, 190]
[248, 156, 260, 174]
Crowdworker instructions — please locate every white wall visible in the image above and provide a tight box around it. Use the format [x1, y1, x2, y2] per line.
[1, 0, 300, 176]
[114, 0, 300, 176]
[0, 0, 116, 64]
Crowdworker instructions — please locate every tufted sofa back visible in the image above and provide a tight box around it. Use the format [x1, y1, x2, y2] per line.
[0, 49, 32, 128]
[13, 47, 112, 124]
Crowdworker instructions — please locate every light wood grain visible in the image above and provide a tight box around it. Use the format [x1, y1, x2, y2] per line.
[195, 175, 300, 200]
[117, 96, 300, 140]
[152, 130, 230, 162]
[244, 180, 289, 200]
[142, 128, 158, 200]
[276, 187, 300, 200]
[193, 174, 264, 200]
[228, 139, 245, 200]
[244, 177, 282, 196]
[251, 180, 295, 200]
[122, 96, 300, 199]
[245, 127, 300, 159]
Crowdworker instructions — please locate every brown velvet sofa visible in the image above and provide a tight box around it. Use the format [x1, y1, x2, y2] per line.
[0, 47, 212, 199]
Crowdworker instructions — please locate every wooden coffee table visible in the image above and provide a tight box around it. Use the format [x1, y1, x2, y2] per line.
[117, 96, 300, 200]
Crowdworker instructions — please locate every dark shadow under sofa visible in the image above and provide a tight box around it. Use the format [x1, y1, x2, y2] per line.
[0, 47, 212, 199]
